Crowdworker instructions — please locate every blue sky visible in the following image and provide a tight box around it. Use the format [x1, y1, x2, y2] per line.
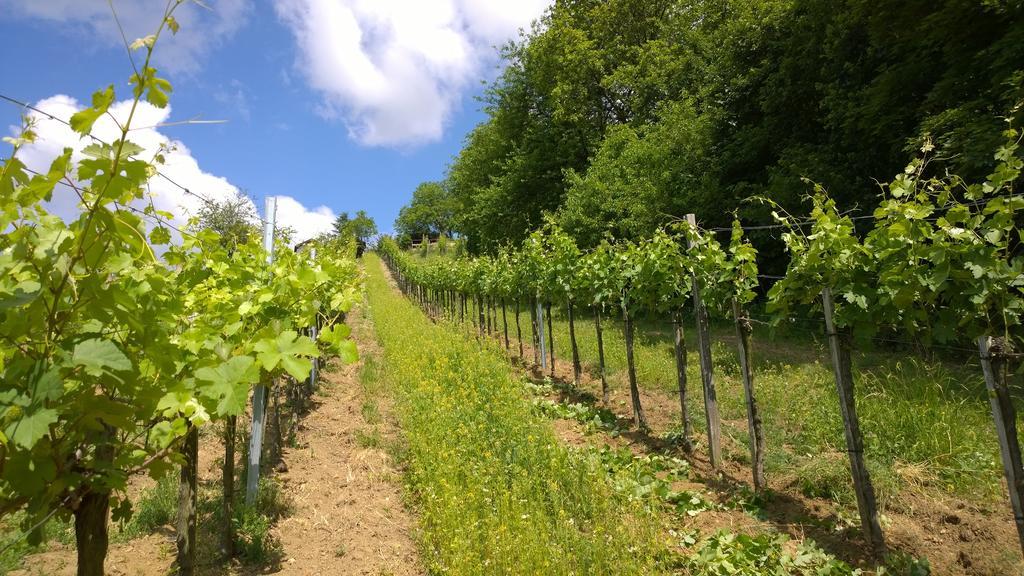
[0, 0, 549, 240]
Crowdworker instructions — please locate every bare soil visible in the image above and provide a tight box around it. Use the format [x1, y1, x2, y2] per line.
[12, 302, 422, 576]
[497, 331, 1023, 576]
[271, 303, 421, 575]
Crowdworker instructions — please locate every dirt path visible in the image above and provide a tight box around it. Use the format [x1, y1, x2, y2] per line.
[11, 300, 422, 576]
[272, 302, 421, 575]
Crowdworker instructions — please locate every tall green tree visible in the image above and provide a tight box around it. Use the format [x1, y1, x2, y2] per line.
[395, 181, 457, 240]
[332, 212, 350, 237]
[194, 191, 259, 249]
[442, 0, 1023, 256]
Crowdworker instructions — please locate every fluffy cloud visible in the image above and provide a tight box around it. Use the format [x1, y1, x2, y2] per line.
[272, 195, 336, 242]
[274, 0, 551, 146]
[0, 0, 249, 74]
[11, 94, 333, 245]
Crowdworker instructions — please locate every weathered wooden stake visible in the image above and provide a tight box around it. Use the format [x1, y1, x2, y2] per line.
[492, 297, 499, 338]
[821, 286, 885, 555]
[546, 301, 555, 378]
[568, 299, 581, 386]
[515, 299, 524, 358]
[978, 335, 1024, 556]
[477, 296, 485, 338]
[176, 425, 198, 575]
[622, 306, 648, 430]
[222, 415, 236, 557]
[732, 299, 765, 492]
[501, 299, 510, 351]
[536, 295, 544, 362]
[486, 296, 493, 335]
[686, 213, 722, 468]
[672, 310, 693, 451]
[595, 307, 608, 404]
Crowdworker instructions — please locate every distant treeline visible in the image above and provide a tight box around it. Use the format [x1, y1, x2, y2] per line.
[396, 0, 1023, 262]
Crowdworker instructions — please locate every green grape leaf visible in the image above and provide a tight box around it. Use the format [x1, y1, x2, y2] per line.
[280, 355, 312, 381]
[69, 85, 115, 135]
[146, 76, 172, 108]
[31, 367, 63, 403]
[196, 356, 259, 415]
[1, 280, 41, 309]
[253, 330, 318, 379]
[73, 338, 132, 376]
[5, 407, 58, 449]
[337, 339, 358, 364]
[129, 35, 156, 51]
[150, 226, 171, 245]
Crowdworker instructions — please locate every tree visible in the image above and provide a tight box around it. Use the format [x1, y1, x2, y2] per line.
[194, 191, 259, 249]
[332, 210, 377, 243]
[395, 181, 457, 240]
[332, 212, 350, 237]
[347, 210, 377, 243]
[441, 0, 1023, 257]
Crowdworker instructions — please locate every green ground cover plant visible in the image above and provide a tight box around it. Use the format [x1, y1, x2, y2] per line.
[363, 253, 668, 575]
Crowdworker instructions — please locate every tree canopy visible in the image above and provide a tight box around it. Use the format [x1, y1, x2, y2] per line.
[399, 0, 1023, 256]
[395, 181, 457, 241]
[333, 210, 378, 243]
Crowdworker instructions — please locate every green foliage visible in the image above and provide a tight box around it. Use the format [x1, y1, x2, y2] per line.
[0, 7, 361, 566]
[233, 478, 289, 564]
[437, 0, 1022, 258]
[334, 210, 378, 243]
[395, 181, 457, 240]
[194, 190, 259, 250]
[686, 531, 858, 576]
[116, 473, 178, 539]
[768, 132, 1024, 346]
[364, 253, 666, 574]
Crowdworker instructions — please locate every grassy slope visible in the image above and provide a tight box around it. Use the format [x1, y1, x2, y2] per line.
[507, 303, 1008, 505]
[362, 254, 666, 575]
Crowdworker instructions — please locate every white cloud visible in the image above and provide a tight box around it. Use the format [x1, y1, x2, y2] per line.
[0, 0, 249, 75]
[272, 195, 336, 241]
[274, 0, 550, 146]
[11, 94, 333, 245]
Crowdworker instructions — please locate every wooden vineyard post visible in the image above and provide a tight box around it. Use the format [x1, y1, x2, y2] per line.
[732, 299, 765, 491]
[686, 214, 722, 468]
[536, 297, 546, 369]
[477, 296, 485, 338]
[595, 307, 609, 404]
[978, 335, 1024, 556]
[246, 195, 276, 506]
[221, 415, 236, 557]
[176, 424, 198, 575]
[568, 299, 581, 386]
[672, 310, 693, 451]
[546, 301, 556, 378]
[821, 286, 885, 555]
[486, 297, 493, 335]
[515, 299, 524, 358]
[622, 305, 648, 430]
[492, 297, 499, 338]
[531, 297, 540, 365]
[501, 299, 510, 351]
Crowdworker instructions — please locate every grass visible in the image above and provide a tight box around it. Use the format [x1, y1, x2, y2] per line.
[494, 301, 1013, 506]
[0, 512, 73, 574]
[363, 254, 668, 575]
[115, 473, 179, 540]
